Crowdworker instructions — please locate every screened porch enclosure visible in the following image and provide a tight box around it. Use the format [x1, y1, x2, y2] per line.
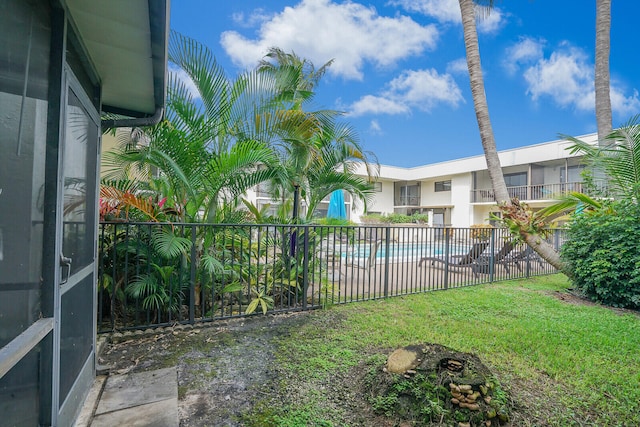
[0, 1, 169, 425]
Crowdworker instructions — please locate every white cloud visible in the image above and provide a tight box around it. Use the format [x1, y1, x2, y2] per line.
[350, 95, 411, 116]
[503, 37, 545, 75]
[476, 8, 506, 35]
[220, 0, 439, 80]
[610, 87, 640, 117]
[446, 58, 468, 75]
[348, 68, 463, 116]
[524, 47, 593, 110]
[520, 44, 640, 115]
[389, 0, 460, 23]
[231, 9, 272, 28]
[369, 119, 383, 135]
[389, 0, 506, 34]
[168, 65, 200, 100]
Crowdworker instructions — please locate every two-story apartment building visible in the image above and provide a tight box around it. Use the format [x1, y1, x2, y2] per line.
[349, 133, 598, 227]
[244, 133, 597, 226]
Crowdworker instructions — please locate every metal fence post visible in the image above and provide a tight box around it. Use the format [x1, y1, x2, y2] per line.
[384, 227, 390, 297]
[189, 224, 197, 324]
[302, 227, 309, 310]
[489, 228, 496, 282]
[443, 228, 450, 290]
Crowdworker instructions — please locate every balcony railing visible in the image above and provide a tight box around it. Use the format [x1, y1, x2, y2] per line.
[471, 181, 606, 203]
[395, 195, 420, 206]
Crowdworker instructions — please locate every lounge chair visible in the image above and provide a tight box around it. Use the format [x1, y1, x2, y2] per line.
[343, 239, 383, 274]
[418, 241, 489, 277]
[500, 245, 545, 272]
[479, 240, 517, 273]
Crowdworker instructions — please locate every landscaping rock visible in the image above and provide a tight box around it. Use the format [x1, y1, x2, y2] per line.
[385, 344, 423, 374]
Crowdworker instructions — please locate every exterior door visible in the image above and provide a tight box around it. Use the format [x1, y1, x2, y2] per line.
[56, 70, 99, 426]
[433, 212, 445, 238]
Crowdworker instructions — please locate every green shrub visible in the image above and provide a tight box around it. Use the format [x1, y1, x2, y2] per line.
[360, 212, 430, 224]
[386, 213, 412, 223]
[360, 213, 386, 224]
[314, 217, 354, 227]
[411, 213, 430, 224]
[561, 200, 640, 308]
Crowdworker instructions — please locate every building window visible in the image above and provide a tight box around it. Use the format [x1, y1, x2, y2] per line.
[561, 165, 585, 183]
[504, 172, 527, 187]
[395, 183, 420, 206]
[504, 172, 528, 200]
[434, 180, 451, 192]
[373, 182, 382, 192]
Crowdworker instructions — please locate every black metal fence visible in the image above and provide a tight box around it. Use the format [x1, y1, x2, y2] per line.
[97, 222, 566, 332]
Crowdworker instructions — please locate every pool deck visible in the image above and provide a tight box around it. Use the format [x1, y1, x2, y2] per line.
[307, 256, 549, 305]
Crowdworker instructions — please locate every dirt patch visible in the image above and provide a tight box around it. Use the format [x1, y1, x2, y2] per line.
[551, 289, 640, 317]
[100, 313, 309, 426]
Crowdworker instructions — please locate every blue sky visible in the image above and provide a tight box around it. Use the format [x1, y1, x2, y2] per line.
[171, 0, 640, 167]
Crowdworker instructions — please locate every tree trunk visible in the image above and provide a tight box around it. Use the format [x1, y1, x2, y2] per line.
[522, 233, 568, 275]
[458, 0, 509, 204]
[595, 0, 612, 146]
[458, 0, 568, 273]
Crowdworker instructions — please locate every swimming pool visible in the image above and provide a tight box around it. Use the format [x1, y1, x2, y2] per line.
[344, 242, 471, 262]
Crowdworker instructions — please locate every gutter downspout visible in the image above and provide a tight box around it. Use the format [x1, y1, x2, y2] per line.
[101, 106, 164, 131]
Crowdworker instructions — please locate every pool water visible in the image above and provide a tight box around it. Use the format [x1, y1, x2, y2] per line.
[346, 242, 471, 261]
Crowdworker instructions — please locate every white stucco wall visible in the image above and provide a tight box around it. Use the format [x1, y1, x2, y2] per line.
[450, 174, 473, 227]
[421, 178, 453, 206]
[351, 179, 395, 222]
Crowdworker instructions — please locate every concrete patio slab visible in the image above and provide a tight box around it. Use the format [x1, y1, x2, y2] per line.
[95, 367, 177, 415]
[91, 398, 179, 427]
[88, 367, 178, 427]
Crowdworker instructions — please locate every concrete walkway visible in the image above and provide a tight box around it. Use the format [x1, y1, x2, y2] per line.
[75, 367, 179, 427]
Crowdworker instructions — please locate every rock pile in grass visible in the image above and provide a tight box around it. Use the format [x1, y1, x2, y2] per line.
[366, 343, 510, 427]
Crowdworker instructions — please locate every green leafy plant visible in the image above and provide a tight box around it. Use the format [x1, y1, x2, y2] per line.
[494, 198, 552, 243]
[385, 213, 412, 223]
[246, 288, 275, 315]
[411, 213, 430, 224]
[359, 213, 386, 224]
[470, 224, 494, 241]
[561, 200, 640, 308]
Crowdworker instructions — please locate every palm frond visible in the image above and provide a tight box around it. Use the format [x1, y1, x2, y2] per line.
[151, 228, 192, 259]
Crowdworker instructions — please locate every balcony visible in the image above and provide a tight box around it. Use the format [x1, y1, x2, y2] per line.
[471, 181, 599, 203]
[395, 195, 421, 206]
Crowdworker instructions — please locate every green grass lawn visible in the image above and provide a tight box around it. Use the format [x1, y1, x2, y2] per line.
[261, 275, 640, 426]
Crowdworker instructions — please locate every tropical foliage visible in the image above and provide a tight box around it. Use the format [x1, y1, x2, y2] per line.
[552, 117, 640, 306]
[561, 200, 640, 308]
[566, 115, 640, 200]
[256, 47, 378, 221]
[98, 33, 379, 322]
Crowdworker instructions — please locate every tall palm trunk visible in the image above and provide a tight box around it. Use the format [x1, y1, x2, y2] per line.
[595, 0, 612, 146]
[458, 0, 565, 271]
[458, 0, 509, 204]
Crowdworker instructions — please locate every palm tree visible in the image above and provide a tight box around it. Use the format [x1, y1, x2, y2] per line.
[595, 0, 613, 145]
[257, 48, 378, 222]
[303, 123, 377, 219]
[567, 115, 640, 201]
[458, 0, 564, 270]
[103, 31, 286, 223]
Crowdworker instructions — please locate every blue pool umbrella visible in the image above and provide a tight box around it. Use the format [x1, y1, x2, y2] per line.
[327, 190, 347, 219]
